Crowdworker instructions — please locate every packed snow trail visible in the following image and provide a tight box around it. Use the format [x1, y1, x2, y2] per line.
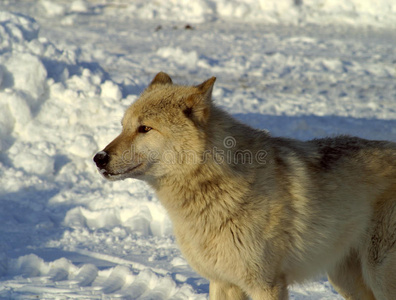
[0, 1, 395, 299]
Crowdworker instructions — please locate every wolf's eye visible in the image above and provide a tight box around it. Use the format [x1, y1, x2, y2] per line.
[138, 125, 152, 133]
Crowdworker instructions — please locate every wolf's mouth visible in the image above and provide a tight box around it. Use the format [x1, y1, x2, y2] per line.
[99, 163, 143, 180]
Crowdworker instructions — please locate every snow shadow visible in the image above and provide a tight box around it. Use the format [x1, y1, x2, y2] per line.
[235, 113, 396, 142]
[0, 187, 71, 258]
[41, 58, 110, 83]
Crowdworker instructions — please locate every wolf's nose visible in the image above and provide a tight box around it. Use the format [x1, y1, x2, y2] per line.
[93, 151, 109, 169]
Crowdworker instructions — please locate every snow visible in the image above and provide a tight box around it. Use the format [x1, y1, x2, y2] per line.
[0, 0, 395, 299]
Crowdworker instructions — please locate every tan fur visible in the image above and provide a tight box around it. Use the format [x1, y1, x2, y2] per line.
[94, 72, 396, 299]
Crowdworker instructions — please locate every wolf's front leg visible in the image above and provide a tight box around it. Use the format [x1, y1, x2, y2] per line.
[209, 281, 249, 300]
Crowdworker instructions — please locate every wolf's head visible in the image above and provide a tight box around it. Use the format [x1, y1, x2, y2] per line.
[93, 72, 216, 183]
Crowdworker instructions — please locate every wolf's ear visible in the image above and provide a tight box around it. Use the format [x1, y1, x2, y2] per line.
[184, 77, 216, 125]
[149, 72, 173, 87]
[195, 77, 216, 97]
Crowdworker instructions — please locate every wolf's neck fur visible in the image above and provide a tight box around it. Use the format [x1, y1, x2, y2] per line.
[154, 106, 269, 226]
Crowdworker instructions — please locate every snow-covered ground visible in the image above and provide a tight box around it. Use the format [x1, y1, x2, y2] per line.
[0, 0, 395, 299]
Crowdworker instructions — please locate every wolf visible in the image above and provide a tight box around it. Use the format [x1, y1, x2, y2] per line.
[94, 72, 396, 300]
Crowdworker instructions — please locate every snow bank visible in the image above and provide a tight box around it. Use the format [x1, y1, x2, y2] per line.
[35, 0, 396, 28]
[0, 13, 66, 151]
[133, 0, 396, 27]
[0, 254, 202, 299]
[0, 11, 120, 170]
[40, 0, 90, 16]
[64, 201, 172, 236]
